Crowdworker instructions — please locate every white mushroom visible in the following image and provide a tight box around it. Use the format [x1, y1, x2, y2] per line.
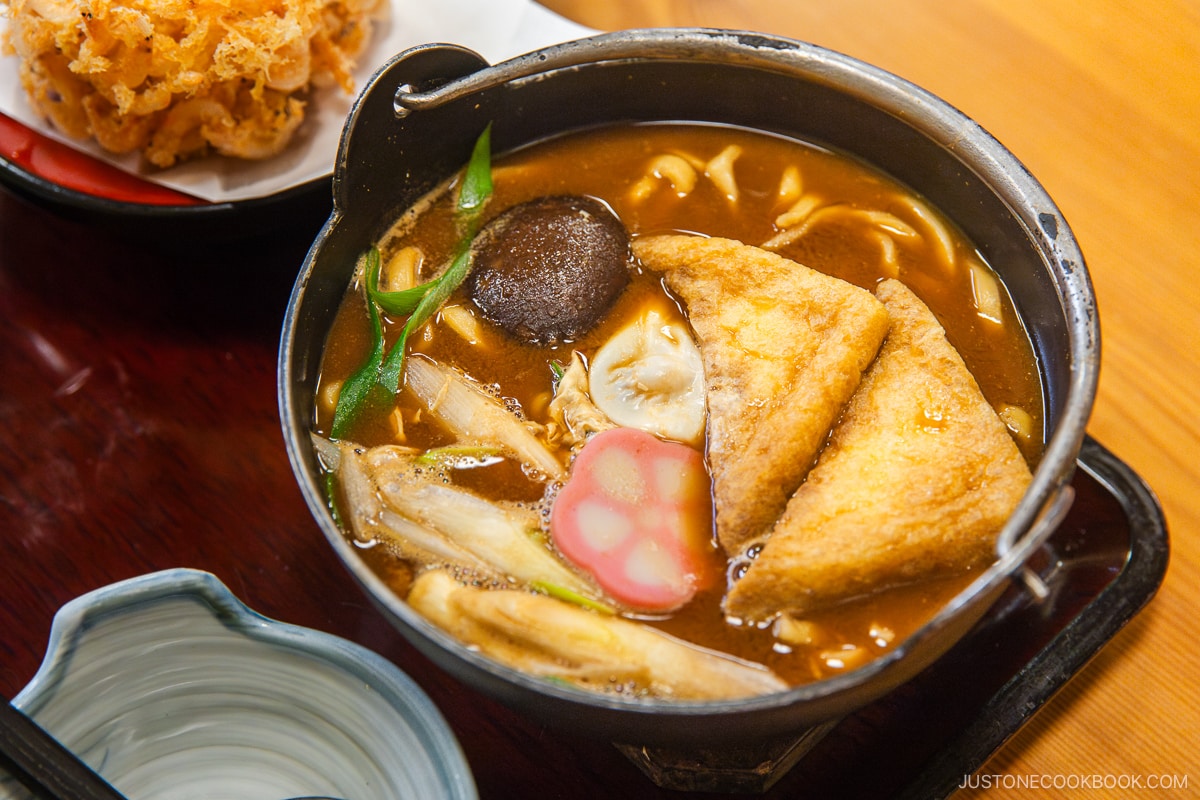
[588, 308, 706, 446]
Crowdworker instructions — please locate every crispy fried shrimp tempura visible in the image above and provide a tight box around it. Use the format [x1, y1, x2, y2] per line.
[0, 0, 383, 166]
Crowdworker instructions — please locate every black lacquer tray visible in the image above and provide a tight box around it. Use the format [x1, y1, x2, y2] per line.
[889, 435, 1169, 798]
[455, 435, 1168, 798]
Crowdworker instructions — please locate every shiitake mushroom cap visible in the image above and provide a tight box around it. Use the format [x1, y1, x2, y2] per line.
[467, 195, 632, 344]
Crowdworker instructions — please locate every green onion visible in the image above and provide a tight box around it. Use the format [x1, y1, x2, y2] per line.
[415, 445, 503, 465]
[371, 277, 437, 317]
[328, 124, 494, 437]
[458, 123, 494, 217]
[380, 123, 494, 394]
[379, 246, 469, 392]
[532, 580, 616, 615]
[331, 248, 386, 440]
[323, 470, 345, 529]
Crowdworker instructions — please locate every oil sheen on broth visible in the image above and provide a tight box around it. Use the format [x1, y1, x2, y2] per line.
[315, 123, 1043, 690]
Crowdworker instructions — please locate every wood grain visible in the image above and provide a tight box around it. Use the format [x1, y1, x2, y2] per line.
[2, 1, 1196, 797]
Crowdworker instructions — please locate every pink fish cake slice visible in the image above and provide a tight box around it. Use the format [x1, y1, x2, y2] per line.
[550, 427, 719, 612]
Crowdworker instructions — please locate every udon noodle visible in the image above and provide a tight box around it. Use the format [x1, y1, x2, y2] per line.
[313, 122, 1042, 698]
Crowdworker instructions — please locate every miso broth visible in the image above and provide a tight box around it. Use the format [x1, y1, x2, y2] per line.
[315, 123, 1043, 692]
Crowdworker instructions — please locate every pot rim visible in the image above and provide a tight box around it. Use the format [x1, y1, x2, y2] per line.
[280, 27, 1099, 725]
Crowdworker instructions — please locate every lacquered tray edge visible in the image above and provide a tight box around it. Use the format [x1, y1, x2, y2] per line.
[900, 435, 1170, 799]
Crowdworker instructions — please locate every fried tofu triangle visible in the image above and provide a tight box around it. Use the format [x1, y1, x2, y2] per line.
[631, 235, 889, 554]
[723, 279, 1033, 623]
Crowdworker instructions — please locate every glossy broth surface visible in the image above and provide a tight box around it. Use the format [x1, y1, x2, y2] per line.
[316, 122, 1043, 688]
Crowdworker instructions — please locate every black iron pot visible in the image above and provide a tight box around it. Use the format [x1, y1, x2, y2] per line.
[279, 28, 1098, 752]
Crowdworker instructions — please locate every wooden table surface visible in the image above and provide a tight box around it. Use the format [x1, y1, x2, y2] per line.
[2, 1, 1197, 798]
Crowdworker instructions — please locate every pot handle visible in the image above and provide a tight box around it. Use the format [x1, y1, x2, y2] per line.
[997, 484, 1076, 601]
[393, 29, 801, 117]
